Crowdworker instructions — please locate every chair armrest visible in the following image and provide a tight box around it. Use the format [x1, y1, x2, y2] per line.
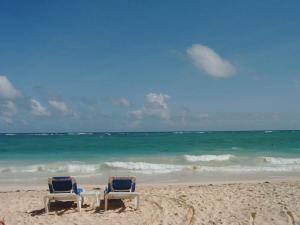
[104, 187, 109, 195]
[76, 188, 85, 196]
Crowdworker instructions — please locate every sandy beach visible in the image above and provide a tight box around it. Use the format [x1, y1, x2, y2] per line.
[1, 180, 300, 225]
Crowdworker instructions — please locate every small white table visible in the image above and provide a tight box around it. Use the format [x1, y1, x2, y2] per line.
[81, 191, 101, 208]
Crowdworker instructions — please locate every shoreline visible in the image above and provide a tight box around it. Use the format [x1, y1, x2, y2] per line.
[1, 175, 299, 192]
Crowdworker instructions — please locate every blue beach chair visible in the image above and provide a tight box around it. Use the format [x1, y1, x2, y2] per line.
[104, 176, 139, 211]
[44, 176, 84, 213]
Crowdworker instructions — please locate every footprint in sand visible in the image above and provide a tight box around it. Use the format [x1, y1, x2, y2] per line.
[249, 212, 256, 225]
[286, 211, 295, 225]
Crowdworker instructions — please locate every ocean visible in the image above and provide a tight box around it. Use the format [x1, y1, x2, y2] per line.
[0, 130, 300, 185]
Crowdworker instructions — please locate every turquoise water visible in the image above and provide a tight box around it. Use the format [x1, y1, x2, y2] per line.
[1, 131, 300, 184]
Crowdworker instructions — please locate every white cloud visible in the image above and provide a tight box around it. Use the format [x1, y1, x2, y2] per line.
[0, 115, 13, 124]
[0, 75, 21, 99]
[112, 98, 131, 107]
[4, 101, 17, 114]
[49, 100, 69, 114]
[146, 93, 169, 109]
[0, 101, 17, 124]
[30, 99, 51, 116]
[48, 99, 78, 119]
[187, 44, 236, 78]
[131, 93, 171, 120]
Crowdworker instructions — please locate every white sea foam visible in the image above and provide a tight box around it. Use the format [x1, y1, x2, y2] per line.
[195, 165, 300, 173]
[58, 164, 98, 173]
[30, 133, 49, 136]
[173, 131, 184, 134]
[184, 154, 234, 162]
[77, 132, 93, 135]
[4, 133, 16, 136]
[3, 157, 300, 176]
[0, 163, 99, 174]
[67, 132, 93, 135]
[263, 157, 300, 165]
[104, 161, 186, 174]
[0, 165, 44, 173]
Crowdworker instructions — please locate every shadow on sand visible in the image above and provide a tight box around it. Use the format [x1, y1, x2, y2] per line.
[29, 199, 126, 216]
[94, 199, 125, 213]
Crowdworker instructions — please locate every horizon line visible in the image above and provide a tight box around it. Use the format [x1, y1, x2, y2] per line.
[1, 129, 299, 135]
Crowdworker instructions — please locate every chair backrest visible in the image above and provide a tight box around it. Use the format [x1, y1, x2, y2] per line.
[48, 176, 79, 194]
[107, 176, 136, 193]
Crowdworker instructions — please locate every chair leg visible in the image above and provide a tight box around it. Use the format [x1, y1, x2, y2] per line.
[77, 197, 82, 212]
[105, 196, 108, 211]
[96, 192, 100, 207]
[44, 196, 49, 214]
[81, 196, 85, 205]
[136, 195, 140, 209]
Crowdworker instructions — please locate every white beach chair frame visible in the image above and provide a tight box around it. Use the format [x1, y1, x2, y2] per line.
[44, 177, 83, 213]
[104, 176, 139, 211]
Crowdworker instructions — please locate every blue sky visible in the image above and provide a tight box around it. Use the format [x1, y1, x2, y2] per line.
[0, 0, 300, 132]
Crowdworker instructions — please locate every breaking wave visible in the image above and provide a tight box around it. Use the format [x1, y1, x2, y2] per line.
[104, 161, 186, 174]
[263, 157, 300, 165]
[0, 163, 99, 174]
[195, 165, 300, 173]
[184, 154, 234, 162]
[2, 156, 300, 176]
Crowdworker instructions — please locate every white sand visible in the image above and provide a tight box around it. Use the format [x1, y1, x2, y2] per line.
[0, 180, 300, 225]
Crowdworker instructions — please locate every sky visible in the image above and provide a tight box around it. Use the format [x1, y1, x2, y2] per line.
[0, 0, 300, 132]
